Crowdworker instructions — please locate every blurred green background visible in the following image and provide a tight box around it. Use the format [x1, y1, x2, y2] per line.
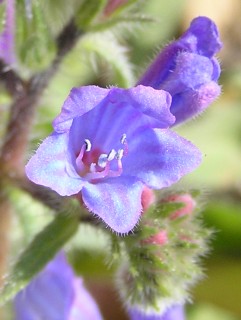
[4, 0, 241, 319]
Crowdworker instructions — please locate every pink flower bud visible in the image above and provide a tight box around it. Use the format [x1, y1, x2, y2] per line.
[141, 187, 156, 212]
[165, 194, 196, 220]
[104, 0, 129, 16]
[145, 230, 168, 246]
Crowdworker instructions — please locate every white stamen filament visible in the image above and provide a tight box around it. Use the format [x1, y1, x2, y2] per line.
[76, 134, 128, 180]
[76, 143, 89, 172]
[85, 162, 111, 180]
[116, 149, 124, 160]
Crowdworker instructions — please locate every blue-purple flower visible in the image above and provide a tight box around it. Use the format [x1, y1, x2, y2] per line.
[0, 0, 16, 65]
[26, 85, 201, 233]
[128, 304, 185, 320]
[137, 16, 222, 125]
[14, 252, 103, 320]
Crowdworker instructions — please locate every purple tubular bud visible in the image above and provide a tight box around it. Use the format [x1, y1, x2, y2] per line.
[128, 305, 185, 320]
[137, 16, 222, 126]
[14, 252, 103, 320]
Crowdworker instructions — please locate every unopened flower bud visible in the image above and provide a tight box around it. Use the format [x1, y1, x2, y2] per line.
[144, 230, 168, 246]
[137, 17, 222, 126]
[128, 304, 185, 320]
[104, 0, 129, 16]
[141, 187, 156, 212]
[14, 252, 103, 320]
[163, 194, 196, 220]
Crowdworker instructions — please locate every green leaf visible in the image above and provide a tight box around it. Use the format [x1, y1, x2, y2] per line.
[0, 211, 79, 306]
[42, 0, 81, 36]
[16, 0, 56, 70]
[104, 0, 143, 17]
[90, 14, 153, 32]
[75, 0, 107, 28]
[81, 31, 135, 87]
[0, 2, 5, 34]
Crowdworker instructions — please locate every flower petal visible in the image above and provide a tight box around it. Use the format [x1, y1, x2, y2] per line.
[211, 57, 221, 81]
[170, 81, 221, 125]
[137, 17, 222, 90]
[128, 304, 185, 320]
[181, 16, 222, 57]
[81, 177, 144, 233]
[160, 52, 215, 95]
[26, 133, 83, 196]
[136, 17, 222, 126]
[14, 253, 103, 320]
[69, 279, 103, 320]
[14, 253, 74, 320]
[53, 86, 109, 133]
[124, 127, 201, 188]
[68, 86, 174, 156]
[108, 86, 174, 128]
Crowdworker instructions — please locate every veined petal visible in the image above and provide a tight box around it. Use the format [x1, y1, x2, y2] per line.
[123, 128, 201, 189]
[69, 86, 173, 156]
[81, 177, 144, 233]
[107, 86, 174, 128]
[53, 86, 109, 133]
[26, 133, 83, 196]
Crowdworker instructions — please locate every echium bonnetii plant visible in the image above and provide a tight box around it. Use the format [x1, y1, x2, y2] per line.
[24, 15, 221, 318]
[0, 1, 222, 319]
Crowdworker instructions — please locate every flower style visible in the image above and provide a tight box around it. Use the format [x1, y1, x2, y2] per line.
[0, 0, 16, 65]
[128, 304, 185, 320]
[26, 85, 201, 233]
[137, 16, 222, 125]
[14, 252, 103, 320]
